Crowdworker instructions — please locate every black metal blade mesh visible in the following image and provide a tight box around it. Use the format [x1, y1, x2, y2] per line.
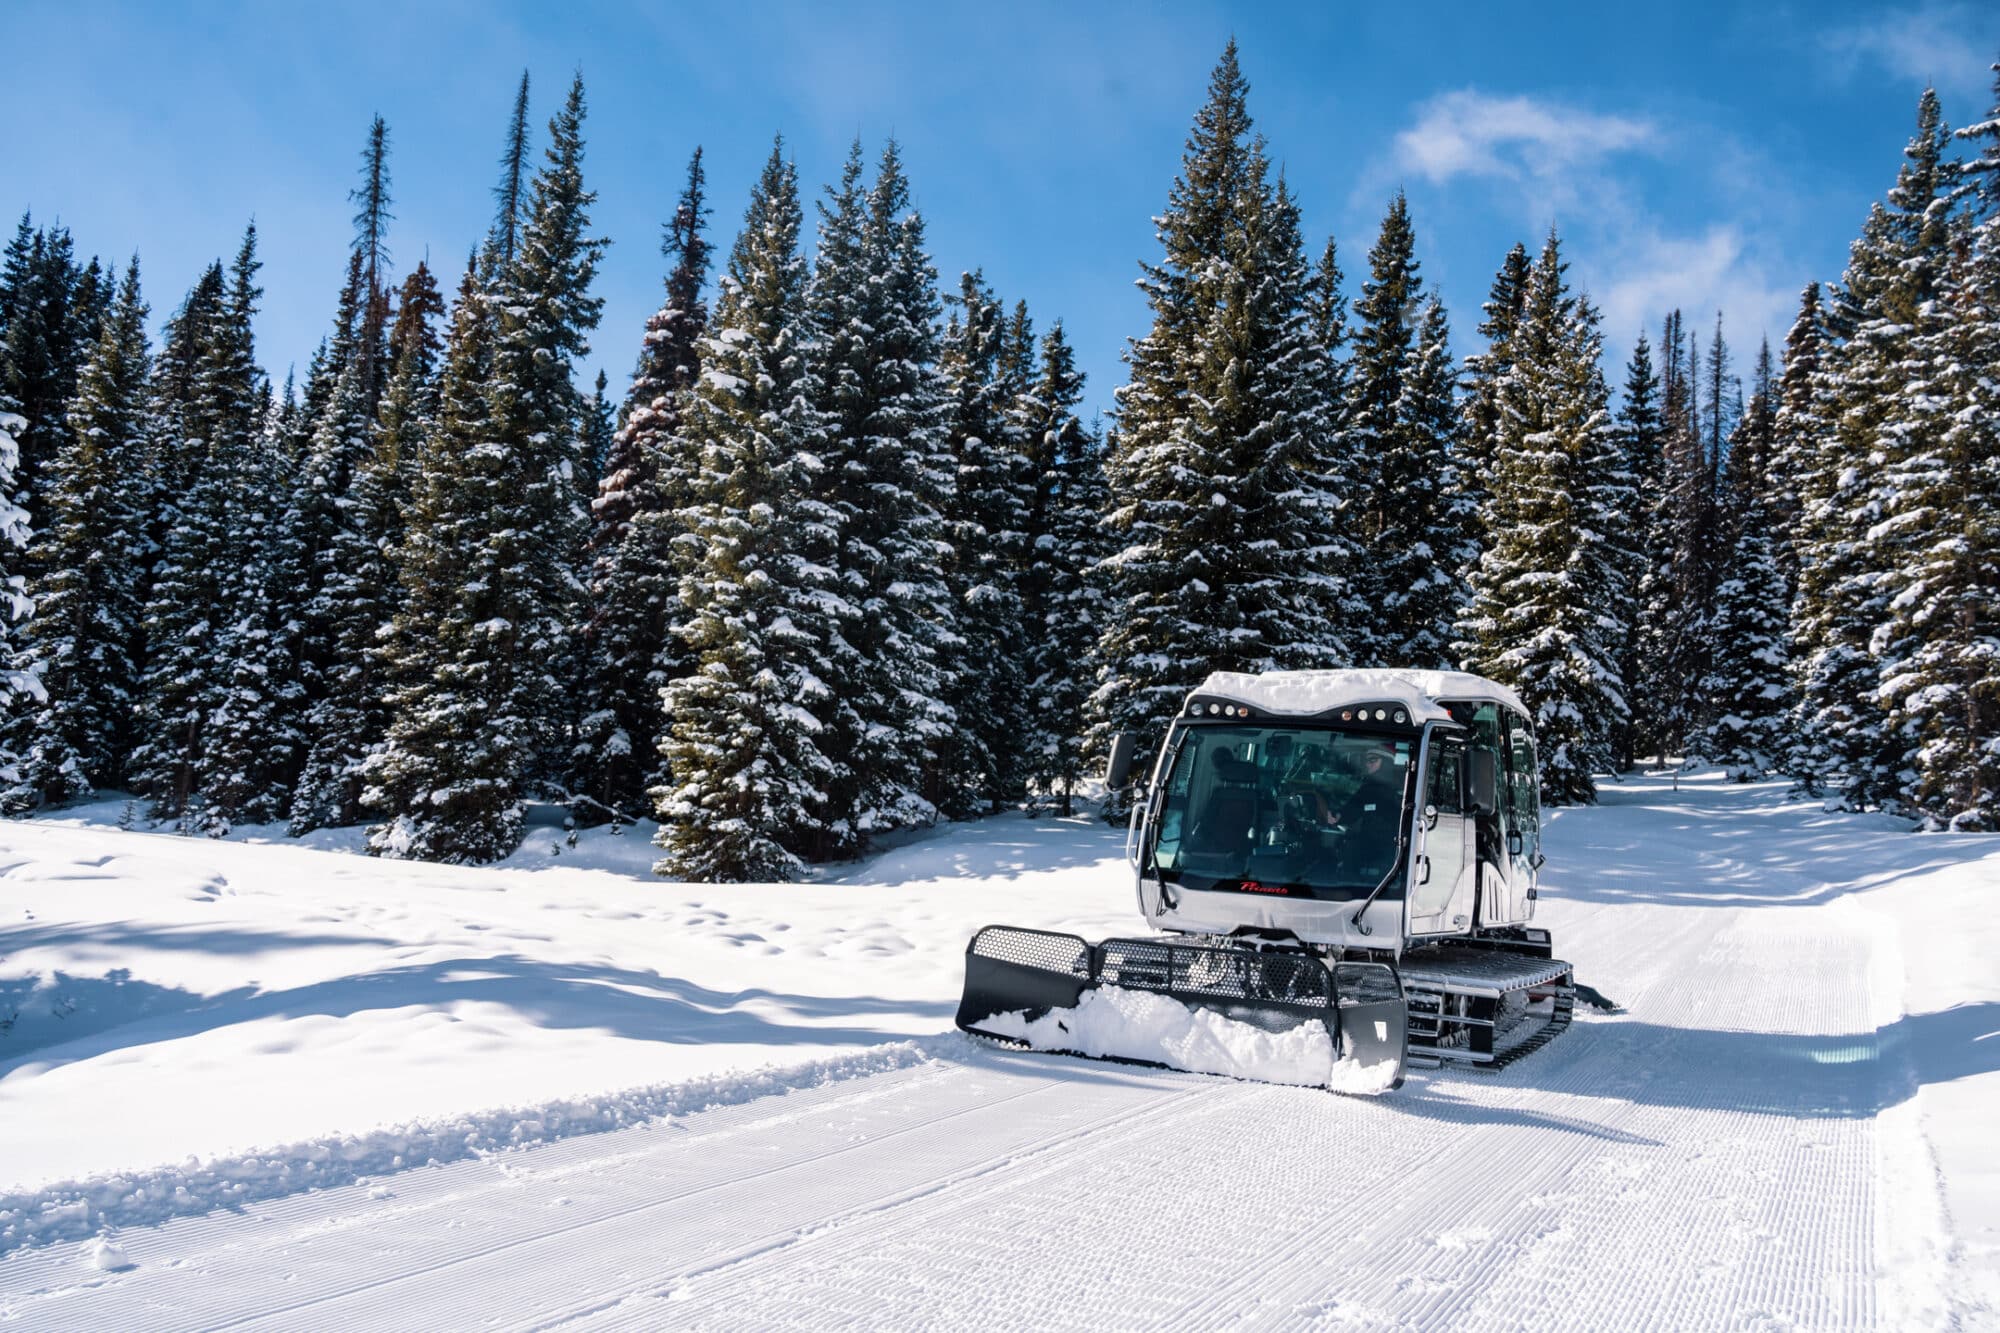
[967, 926, 1092, 979]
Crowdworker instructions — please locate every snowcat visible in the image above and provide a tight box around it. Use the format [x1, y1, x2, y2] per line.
[956, 669, 1576, 1091]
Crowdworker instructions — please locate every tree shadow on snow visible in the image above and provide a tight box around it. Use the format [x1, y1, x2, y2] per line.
[1471, 1003, 2000, 1120]
[0, 951, 955, 1078]
[1541, 780, 2000, 911]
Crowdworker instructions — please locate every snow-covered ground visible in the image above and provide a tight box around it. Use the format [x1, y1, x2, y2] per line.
[0, 772, 1995, 1329]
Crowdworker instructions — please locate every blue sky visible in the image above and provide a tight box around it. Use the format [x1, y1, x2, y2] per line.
[5, 2, 1997, 421]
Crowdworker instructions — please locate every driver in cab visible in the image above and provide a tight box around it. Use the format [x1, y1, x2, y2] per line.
[1315, 747, 1402, 834]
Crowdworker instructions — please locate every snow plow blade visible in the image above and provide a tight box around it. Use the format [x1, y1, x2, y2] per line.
[955, 926, 1407, 1091]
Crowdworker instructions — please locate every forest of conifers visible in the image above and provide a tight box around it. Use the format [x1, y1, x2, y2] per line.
[2, 44, 1997, 880]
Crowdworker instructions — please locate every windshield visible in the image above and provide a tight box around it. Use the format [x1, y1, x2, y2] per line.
[1150, 724, 1414, 899]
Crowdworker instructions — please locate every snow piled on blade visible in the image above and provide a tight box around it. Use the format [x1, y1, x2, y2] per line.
[0, 1040, 943, 1254]
[981, 984, 1394, 1092]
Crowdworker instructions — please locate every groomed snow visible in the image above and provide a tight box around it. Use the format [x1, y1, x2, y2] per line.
[0, 771, 1995, 1329]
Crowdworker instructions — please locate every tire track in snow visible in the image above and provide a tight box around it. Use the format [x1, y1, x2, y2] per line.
[0, 1051, 1211, 1332]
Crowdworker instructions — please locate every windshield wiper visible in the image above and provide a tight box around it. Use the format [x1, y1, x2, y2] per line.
[1140, 729, 1191, 911]
[1348, 799, 1415, 934]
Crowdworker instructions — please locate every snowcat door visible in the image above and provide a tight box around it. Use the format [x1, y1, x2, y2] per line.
[1500, 713, 1542, 922]
[1410, 734, 1473, 936]
[1467, 705, 1514, 929]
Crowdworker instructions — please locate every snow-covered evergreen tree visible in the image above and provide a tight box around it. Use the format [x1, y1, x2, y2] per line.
[288, 263, 445, 833]
[805, 139, 958, 848]
[934, 269, 1032, 815]
[129, 227, 292, 831]
[1347, 194, 1467, 667]
[655, 141, 845, 881]
[1614, 330, 1667, 768]
[368, 75, 605, 861]
[1094, 44, 1348, 752]
[1767, 284, 1827, 595]
[1459, 233, 1627, 803]
[0, 217, 91, 513]
[4, 259, 149, 807]
[580, 147, 711, 817]
[0, 407, 41, 787]
[1458, 240, 1531, 554]
[1793, 88, 1957, 808]
[1870, 70, 2000, 826]
[1702, 363, 1794, 778]
[1017, 319, 1107, 813]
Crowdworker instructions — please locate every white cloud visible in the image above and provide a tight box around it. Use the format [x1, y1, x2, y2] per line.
[1392, 90, 1657, 203]
[1818, 3, 1995, 99]
[1589, 225, 1800, 364]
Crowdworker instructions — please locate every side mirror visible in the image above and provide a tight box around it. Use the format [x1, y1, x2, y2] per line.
[1469, 749, 1499, 817]
[1104, 732, 1139, 790]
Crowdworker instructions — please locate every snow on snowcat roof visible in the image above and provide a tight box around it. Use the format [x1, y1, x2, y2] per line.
[1191, 669, 1528, 726]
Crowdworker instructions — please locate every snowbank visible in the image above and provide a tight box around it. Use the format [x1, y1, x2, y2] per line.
[979, 985, 1397, 1094]
[1, 1039, 944, 1253]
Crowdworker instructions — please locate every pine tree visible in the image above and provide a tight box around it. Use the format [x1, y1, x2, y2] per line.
[351, 114, 394, 409]
[806, 139, 958, 847]
[1641, 310, 1716, 762]
[1793, 88, 1957, 807]
[1017, 319, 1107, 813]
[1614, 331, 1667, 767]
[1347, 194, 1418, 663]
[1458, 241, 1531, 549]
[1398, 295, 1475, 667]
[655, 141, 844, 880]
[491, 72, 606, 786]
[288, 264, 445, 833]
[934, 269, 1031, 815]
[367, 76, 605, 861]
[486, 71, 533, 276]
[1460, 233, 1626, 803]
[580, 146, 711, 817]
[0, 406, 41, 787]
[580, 370, 613, 492]
[1870, 69, 2000, 826]
[365, 260, 515, 859]
[1094, 44, 1348, 755]
[1768, 284, 1827, 591]
[130, 227, 289, 830]
[0, 218, 89, 513]
[1702, 364, 1794, 778]
[4, 259, 150, 807]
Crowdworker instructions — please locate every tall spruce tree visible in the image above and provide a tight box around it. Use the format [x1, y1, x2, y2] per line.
[1616, 330, 1667, 767]
[1868, 69, 2000, 825]
[581, 146, 711, 816]
[288, 265, 446, 833]
[1346, 195, 1468, 668]
[935, 269, 1032, 814]
[1768, 284, 1827, 592]
[0, 219, 90, 513]
[367, 76, 605, 860]
[0, 407, 40, 787]
[1094, 44, 1348, 755]
[5, 259, 150, 807]
[1793, 88, 1957, 807]
[655, 142, 845, 880]
[1702, 359, 1794, 778]
[1460, 233, 1627, 803]
[1458, 241, 1531, 551]
[805, 139, 958, 848]
[130, 227, 291, 830]
[1017, 319, 1108, 813]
